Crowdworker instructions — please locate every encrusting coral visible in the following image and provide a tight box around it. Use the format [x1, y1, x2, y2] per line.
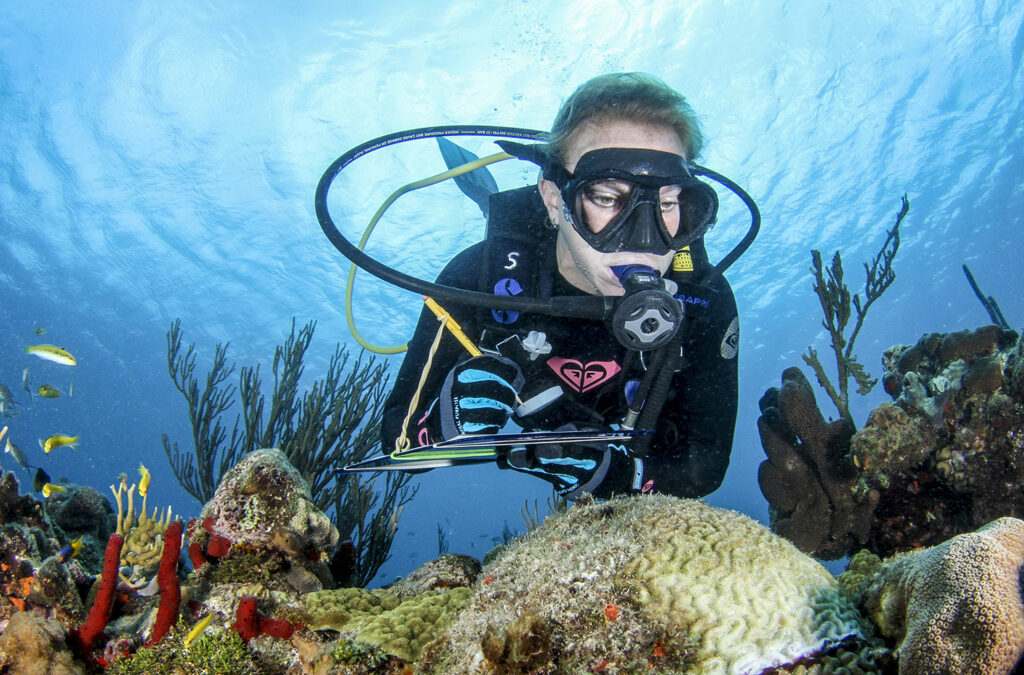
[425, 494, 876, 675]
[859, 517, 1024, 675]
[306, 586, 474, 662]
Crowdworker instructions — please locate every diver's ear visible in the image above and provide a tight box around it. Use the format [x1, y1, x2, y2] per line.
[538, 178, 562, 221]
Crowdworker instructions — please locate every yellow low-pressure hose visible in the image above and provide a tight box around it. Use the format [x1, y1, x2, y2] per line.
[345, 151, 512, 354]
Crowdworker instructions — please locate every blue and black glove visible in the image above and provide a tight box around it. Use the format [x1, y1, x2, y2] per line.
[436, 354, 524, 440]
[498, 435, 643, 501]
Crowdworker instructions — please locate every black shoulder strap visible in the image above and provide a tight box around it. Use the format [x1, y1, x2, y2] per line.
[474, 186, 554, 339]
[484, 186, 549, 243]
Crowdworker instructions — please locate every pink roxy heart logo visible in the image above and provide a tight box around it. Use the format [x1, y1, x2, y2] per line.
[546, 357, 621, 393]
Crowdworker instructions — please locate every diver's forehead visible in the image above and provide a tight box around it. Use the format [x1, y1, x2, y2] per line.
[564, 119, 685, 172]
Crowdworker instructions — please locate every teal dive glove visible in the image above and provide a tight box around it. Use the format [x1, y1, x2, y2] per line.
[499, 438, 637, 501]
[437, 354, 524, 440]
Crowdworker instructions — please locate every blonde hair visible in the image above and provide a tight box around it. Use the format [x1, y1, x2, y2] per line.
[547, 73, 703, 164]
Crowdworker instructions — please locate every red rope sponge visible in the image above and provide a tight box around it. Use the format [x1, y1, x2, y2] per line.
[70, 533, 124, 660]
[146, 520, 183, 646]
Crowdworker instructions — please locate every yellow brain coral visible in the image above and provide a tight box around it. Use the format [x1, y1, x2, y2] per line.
[621, 496, 864, 674]
[862, 516, 1024, 675]
[428, 495, 866, 674]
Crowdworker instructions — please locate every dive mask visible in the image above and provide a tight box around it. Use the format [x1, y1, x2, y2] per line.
[546, 147, 719, 255]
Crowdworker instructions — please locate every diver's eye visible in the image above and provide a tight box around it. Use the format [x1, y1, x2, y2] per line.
[659, 186, 682, 212]
[582, 180, 631, 209]
[587, 190, 621, 208]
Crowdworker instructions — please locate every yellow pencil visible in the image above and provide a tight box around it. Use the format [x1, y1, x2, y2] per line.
[422, 296, 482, 357]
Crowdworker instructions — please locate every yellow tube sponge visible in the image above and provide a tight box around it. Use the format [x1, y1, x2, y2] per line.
[862, 516, 1024, 675]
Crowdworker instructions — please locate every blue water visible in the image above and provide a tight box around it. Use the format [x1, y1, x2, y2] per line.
[1, 1, 1021, 586]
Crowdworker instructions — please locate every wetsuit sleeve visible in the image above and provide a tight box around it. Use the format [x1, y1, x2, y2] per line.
[629, 274, 739, 498]
[380, 243, 486, 452]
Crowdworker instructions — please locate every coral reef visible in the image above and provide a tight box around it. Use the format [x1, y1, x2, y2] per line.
[0, 472, 86, 630]
[858, 517, 1024, 675]
[192, 448, 337, 592]
[761, 325, 1024, 560]
[162, 318, 416, 586]
[426, 495, 874, 674]
[757, 367, 878, 559]
[5, 445, 1023, 675]
[0, 610, 86, 675]
[850, 325, 1023, 556]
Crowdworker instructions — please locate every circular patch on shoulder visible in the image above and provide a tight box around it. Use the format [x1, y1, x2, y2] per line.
[720, 316, 739, 359]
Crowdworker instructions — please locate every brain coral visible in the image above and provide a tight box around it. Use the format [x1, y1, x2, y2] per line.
[861, 516, 1024, 675]
[427, 495, 867, 675]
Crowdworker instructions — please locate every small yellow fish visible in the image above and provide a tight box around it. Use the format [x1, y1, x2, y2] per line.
[58, 537, 83, 563]
[138, 464, 151, 497]
[0, 425, 7, 446]
[42, 434, 78, 453]
[41, 483, 68, 498]
[24, 345, 77, 366]
[37, 384, 61, 399]
[183, 614, 215, 648]
[35, 327, 47, 336]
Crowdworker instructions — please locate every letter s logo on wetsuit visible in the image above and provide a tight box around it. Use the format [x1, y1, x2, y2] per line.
[492, 277, 523, 324]
[546, 357, 621, 393]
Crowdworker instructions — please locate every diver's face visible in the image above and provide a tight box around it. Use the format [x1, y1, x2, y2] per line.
[540, 119, 686, 297]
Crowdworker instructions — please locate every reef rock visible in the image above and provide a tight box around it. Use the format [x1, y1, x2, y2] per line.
[860, 517, 1024, 675]
[0, 610, 86, 675]
[850, 325, 1024, 555]
[423, 495, 872, 675]
[195, 448, 338, 584]
[386, 553, 481, 598]
[181, 449, 339, 664]
[0, 472, 84, 629]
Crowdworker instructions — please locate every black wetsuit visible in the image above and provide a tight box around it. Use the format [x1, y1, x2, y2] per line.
[381, 187, 739, 499]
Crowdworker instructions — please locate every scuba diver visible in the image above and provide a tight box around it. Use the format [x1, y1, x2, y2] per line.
[374, 73, 741, 501]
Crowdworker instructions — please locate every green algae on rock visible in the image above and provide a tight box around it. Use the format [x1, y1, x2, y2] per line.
[426, 495, 869, 675]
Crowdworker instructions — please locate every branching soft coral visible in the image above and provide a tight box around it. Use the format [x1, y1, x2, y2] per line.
[803, 195, 909, 425]
[162, 318, 417, 587]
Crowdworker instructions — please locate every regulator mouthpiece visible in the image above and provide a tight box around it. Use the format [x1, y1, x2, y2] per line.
[610, 265, 684, 351]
